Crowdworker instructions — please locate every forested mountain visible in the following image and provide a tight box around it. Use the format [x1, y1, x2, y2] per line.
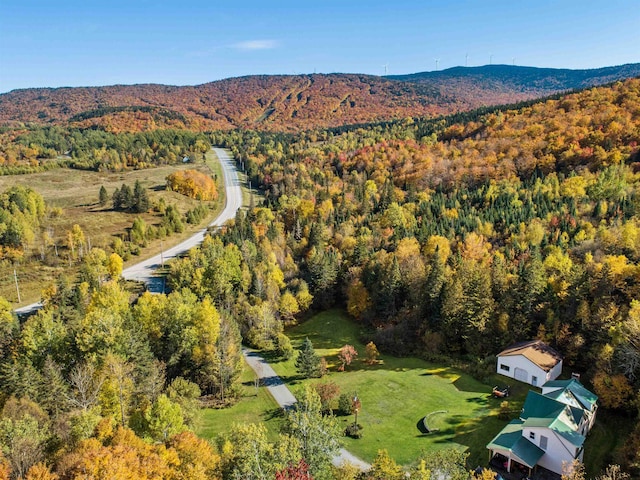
[3, 75, 640, 477]
[389, 63, 640, 106]
[1, 63, 639, 132]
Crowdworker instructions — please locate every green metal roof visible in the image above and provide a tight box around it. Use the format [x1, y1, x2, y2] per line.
[520, 390, 586, 447]
[487, 420, 545, 468]
[522, 414, 585, 448]
[488, 379, 595, 468]
[521, 391, 565, 419]
[542, 379, 598, 410]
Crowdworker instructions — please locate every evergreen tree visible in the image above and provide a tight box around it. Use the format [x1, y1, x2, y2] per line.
[132, 180, 150, 213]
[99, 185, 108, 206]
[424, 249, 445, 322]
[119, 184, 133, 211]
[295, 337, 322, 378]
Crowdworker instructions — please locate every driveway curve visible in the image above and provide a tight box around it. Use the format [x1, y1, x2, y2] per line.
[243, 349, 371, 471]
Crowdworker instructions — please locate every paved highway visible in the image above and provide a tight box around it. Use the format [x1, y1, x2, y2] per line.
[15, 147, 242, 314]
[121, 147, 243, 291]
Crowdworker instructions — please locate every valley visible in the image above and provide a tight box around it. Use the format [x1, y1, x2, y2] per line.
[1, 69, 640, 479]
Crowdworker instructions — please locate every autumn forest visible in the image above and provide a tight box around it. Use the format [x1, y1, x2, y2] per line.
[1, 69, 640, 479]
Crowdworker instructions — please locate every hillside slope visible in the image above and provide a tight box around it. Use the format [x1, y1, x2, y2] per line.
[1, 64, 639, 132]
[389, 63, 640, 108]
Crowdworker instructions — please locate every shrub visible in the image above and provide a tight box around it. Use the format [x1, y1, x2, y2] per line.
[313, 382, 340, 413]
[275, 333, 294, 360]
[338, 393, 354, 416]
[345, 423, 363, 439]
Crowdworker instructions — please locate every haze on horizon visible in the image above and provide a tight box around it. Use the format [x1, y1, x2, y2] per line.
[0, 0, 638, 94]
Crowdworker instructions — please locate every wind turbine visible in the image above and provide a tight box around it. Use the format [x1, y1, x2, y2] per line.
[434, 58, 440, 71]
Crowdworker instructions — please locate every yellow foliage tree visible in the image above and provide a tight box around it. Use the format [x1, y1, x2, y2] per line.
[166, 170, 218, 200]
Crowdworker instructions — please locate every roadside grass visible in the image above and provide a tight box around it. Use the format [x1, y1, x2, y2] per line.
[197, 357, 285, 443]
[268, 309, 528, 466]
[0, 151, 224, 306]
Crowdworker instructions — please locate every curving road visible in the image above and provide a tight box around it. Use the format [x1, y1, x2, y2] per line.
[121, 147, 242, 292]
[14, 148, 370, 470]
[15, 147, 241, 314]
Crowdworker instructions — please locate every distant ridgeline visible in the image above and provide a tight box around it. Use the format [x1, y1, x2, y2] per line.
[1, 73, 635, 176]
[0, 63, 639, 132]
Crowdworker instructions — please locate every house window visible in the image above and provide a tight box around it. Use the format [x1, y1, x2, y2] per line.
[529, 431, 535, 440]
[532, 376, 538, 386]
[500, 364, 510, 372]
[540, 435, 548, 450]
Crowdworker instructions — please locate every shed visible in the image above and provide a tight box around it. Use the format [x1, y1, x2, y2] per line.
[496, 340, 562, 387]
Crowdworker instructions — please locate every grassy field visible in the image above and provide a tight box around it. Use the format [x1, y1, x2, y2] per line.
[197, 357, 285, 443]
[267, 310, 530, 467]
[0, 150, 226, 306]
[582, 410, 634, 477]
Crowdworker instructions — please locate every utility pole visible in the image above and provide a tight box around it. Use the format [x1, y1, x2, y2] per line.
[160, 241, 164, 267]
[14, 268, 21, 303]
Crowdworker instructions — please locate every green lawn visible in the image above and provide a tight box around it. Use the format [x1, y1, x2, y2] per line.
[582, 410, 634, 477]
[197, 358, 285, 443]
[268, 310, 528, 466]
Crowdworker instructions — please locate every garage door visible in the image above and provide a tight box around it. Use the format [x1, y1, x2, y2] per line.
[514, 367, 528, 383]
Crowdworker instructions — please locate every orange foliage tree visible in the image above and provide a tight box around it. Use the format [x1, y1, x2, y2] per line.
[166, 170, 218, 201]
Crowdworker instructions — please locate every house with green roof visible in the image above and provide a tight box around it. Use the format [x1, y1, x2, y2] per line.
[487, 379, 598, 476]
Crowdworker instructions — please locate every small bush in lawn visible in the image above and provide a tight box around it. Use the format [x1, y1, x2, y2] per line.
[338, 393, 354, 416]
[319, 357, 328, 377]
[313, 381, 340, 413]
[275, 333, 294, 360]
[345, 423, 363, 439]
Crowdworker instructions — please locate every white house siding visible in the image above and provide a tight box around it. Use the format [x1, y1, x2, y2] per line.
[523, 426, 579, 476]
[541, 385, 561, 396]
[587, 406, 597, 430]
[546, 361, 563, 383]
[496, 354, 547, 387]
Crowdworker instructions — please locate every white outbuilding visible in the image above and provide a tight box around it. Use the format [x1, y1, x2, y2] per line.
[496, 340, 562, 387]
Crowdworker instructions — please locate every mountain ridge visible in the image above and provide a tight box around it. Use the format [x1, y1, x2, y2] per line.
[1, 63, 639, 132]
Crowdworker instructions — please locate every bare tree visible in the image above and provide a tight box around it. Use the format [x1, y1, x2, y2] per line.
[66, 363, 104, 411]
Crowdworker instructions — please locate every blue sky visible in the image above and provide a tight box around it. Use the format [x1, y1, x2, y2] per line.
[1, 0, 638, 93]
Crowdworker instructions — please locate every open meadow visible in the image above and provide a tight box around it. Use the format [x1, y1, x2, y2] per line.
[262, 310, 529, 467]
[251, 310, 623, 473]
[0, 150, 225, 305]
